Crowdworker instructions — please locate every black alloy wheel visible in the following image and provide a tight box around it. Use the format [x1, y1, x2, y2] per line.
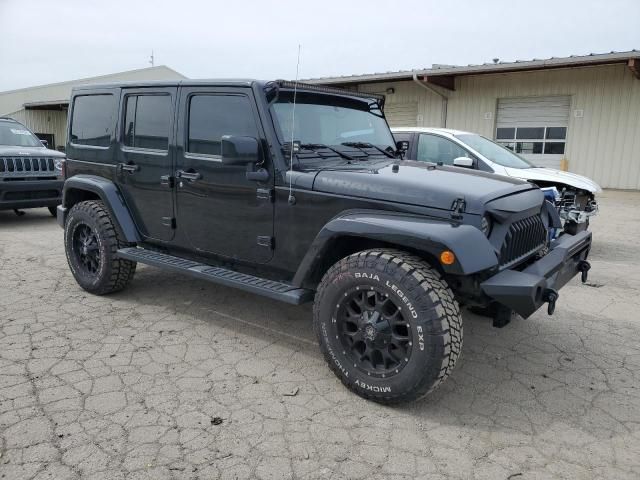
[72, 223, 101, 275]
[336, 287, 412, 378]
[64, 200, 136, 294]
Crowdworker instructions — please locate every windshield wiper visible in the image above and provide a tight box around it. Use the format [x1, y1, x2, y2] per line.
[340, 141, 395, 158]
[299, 143, 355, 161]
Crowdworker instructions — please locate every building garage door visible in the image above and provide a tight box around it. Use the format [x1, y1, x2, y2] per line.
[495, 96, 570, 169]
[383, 102, 418, 128]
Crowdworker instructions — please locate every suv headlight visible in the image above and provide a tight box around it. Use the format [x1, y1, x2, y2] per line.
[480, 215, 492, 237]
[54, 158, 63, 171]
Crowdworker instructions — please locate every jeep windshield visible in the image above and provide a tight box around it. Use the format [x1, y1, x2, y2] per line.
[271, 91, 395, 162]
[0, 120, 42, 147]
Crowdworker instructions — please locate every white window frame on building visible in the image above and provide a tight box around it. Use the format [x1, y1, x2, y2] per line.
[496, 126, 567, 155]
[495, 95, 571, 169]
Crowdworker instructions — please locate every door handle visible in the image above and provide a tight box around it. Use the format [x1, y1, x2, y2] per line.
[177, 170, 202, 181]
[118, 162, 139, 173]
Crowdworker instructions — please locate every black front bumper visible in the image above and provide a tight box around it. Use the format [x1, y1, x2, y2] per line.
[0, 179, 63, 210]
[481, 230, 592, 318]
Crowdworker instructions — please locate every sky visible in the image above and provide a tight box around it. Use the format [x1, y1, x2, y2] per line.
[1, 0, 639, 92]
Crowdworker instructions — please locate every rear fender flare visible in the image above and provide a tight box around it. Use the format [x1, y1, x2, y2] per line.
[293, 210, 498, 287]
[62, 175, 140, 243]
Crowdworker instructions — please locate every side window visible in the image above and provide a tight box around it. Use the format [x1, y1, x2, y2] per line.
[417, 134, 468, 165]
[187, 95, 258, 156]
[123, 94, 171, 150]
[70, 94, 115, 147]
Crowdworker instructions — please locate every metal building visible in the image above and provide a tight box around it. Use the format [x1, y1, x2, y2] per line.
[0, 66, 186, 151]
[309, 51, 640, 190]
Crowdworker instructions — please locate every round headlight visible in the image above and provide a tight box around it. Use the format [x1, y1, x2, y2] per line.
[481, 215, 492, 237]
[54, 158, 63, 171]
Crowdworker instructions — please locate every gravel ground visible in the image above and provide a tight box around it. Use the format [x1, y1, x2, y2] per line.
[1, 190, 639, 480]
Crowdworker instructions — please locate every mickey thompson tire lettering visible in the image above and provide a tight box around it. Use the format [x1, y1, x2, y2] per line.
[313, 249, 463, 404]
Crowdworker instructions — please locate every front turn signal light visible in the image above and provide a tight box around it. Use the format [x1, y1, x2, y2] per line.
[440, 250, 456, 265]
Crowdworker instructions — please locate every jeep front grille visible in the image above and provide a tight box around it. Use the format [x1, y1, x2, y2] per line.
[500, 215, 547, 267]
[0, 157, 56, 177]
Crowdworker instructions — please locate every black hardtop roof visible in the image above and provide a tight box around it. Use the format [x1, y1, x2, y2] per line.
[72, 79, 259, 91]
[71, 79, 384, 105]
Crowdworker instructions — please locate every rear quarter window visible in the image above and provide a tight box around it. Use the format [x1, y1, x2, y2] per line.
[70, 94, 115, 147]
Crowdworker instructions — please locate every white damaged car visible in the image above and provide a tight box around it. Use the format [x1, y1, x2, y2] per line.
[392, 127, 601, 234]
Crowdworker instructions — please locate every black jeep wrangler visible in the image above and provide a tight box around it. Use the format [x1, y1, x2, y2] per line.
[57, 80, 592, 403]
[0, 117, 65, 216]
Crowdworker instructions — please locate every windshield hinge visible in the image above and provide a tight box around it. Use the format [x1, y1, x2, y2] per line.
[281, 141, 301, 156]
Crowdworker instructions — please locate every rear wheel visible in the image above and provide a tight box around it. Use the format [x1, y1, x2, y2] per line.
[64, 200, 136, 294]
[313, 249, 463, 404]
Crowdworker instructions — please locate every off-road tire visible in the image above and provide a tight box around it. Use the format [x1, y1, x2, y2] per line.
[313, 249, 463, 404]
[48, 206, 58, 217]
[64, 200, 136, 294]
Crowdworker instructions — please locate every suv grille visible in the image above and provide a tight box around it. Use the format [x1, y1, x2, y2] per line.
[0, 157, 56, 177]
[499, 215, 547, 267]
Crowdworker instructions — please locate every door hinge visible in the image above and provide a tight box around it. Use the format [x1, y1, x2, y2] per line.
[160, 175, 175, 188]
[257, 235, 275, 249]
[256, 188, 274, 202]
[162, 217, 176, 229]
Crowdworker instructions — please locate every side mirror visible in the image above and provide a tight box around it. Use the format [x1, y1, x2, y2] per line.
[40, 139, 49, 148]
[396, 140, 409, 152]
[221, 135, 259, 165]
[453, 157, 474, 168]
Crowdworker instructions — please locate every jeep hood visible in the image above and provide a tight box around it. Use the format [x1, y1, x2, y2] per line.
[504, 166, 602, 194]
[0, 145, 65, 158]
[312, 161, 537, 214]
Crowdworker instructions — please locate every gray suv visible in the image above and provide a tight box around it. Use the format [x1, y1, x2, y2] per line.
[0, 117, 65, 216]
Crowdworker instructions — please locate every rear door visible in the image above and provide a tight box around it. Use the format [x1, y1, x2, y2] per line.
[116, 87, 177, 241]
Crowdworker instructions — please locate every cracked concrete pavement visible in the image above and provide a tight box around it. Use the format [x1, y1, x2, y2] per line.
[1, 190, 639, 480]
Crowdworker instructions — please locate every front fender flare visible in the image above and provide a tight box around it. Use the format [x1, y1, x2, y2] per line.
[293, 210, 498, 287]
[61, 175, 141, 243]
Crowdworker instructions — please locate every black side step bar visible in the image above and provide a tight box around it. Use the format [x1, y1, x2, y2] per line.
[117, 247, 314, 305]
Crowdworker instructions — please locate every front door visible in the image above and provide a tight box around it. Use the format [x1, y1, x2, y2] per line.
[175, 87, 274, 264]
[117, 87, 177, 242]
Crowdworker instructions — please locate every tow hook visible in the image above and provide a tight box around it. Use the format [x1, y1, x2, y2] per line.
[578, 260, 591, 283]
[544, 288, 559, 315]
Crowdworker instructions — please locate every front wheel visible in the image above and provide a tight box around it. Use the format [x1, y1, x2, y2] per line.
[313, 249, 463, 404]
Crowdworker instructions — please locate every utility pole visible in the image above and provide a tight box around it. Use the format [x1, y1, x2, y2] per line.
[149, 50, 155, 67]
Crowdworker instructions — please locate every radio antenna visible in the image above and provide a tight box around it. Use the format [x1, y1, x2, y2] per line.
[288, 44, 301, 205]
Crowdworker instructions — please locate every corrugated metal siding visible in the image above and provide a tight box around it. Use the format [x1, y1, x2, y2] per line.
[383, 103, 418, 127]
[6, 109, 68, 149]
[496, 96, 570, 127]
[356, 81, 444, 128]
[443, 64, 640, 189]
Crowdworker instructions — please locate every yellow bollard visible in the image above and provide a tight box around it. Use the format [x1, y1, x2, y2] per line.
[560, 158, 569, 171]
